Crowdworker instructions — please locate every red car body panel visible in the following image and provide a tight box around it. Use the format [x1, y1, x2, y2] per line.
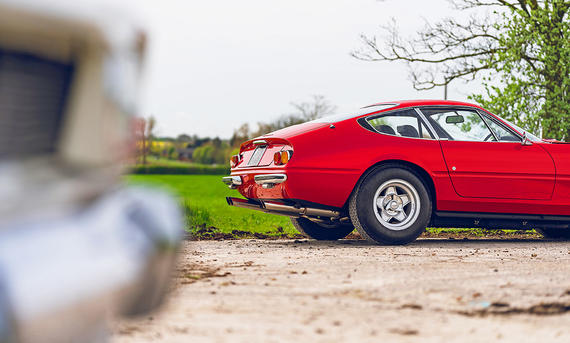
[438, 140, 555, 200]
[540, 143, 570, 202]
[229, 100, 570, 217]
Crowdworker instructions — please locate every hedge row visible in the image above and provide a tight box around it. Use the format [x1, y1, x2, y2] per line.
[130, 165, 230, 175]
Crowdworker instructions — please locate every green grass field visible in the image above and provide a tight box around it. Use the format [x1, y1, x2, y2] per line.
[127, 174, 540, 240]
[127, 175, 297, 236]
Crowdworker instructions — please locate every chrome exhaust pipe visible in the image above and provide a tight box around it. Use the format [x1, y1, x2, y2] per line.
[261, 201, 342, 219]
[226, 197, 264, 211]
[226, 197, 342, 219]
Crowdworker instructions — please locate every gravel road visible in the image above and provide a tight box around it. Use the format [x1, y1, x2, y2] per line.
[113, 238, 570, 342]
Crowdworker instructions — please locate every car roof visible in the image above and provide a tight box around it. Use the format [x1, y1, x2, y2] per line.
[310, 100, 486, 126]
[365, 99, 482, 109]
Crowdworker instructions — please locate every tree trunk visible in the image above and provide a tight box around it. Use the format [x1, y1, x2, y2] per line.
[142, 133, 147, 165]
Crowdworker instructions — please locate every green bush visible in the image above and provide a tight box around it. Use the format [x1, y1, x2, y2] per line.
[193, 144, 215, 164]
[193, 142, 233, 165]
[129, 164, 229, 175]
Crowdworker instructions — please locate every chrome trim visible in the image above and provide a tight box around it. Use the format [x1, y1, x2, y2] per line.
[252, 139, 267, 145]
[479, 113, 500, 141]
[522, 132, 533, 146]
[262, 201, 342, 218]
[226, 197, 341, 219]
[476, 109, 523, 141]
[472, 109, 501, 141]
[222, 176, 242, 189]
[357, 103, 399, 116]
[254, 174, 287, 185]
[360, 102, 399, 110]
[414, 107, 440, 140]
[373, 178, 421, 231]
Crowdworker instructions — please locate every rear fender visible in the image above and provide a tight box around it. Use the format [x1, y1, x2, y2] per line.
[344, 158, 437, 210]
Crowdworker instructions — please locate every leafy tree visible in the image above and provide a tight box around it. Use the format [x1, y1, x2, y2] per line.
[352, 0, 569, 140]
[176, 134, 193, 143]
[192, 140, 231, 165]
[212, 137, 222, 148]
[192, 144, 214, 164]
[167, 146, 177, 160]
[193, 137, 211, 148]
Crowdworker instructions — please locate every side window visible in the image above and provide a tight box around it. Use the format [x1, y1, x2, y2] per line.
[481, 115, 521, 142]
[367, 109, 433, 139]
[422, 109, 494, 142]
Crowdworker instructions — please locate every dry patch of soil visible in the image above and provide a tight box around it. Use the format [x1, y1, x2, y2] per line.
[113, 238, 570, 342]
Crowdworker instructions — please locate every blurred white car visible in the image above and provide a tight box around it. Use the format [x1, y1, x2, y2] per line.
[0, 1, 183, 342]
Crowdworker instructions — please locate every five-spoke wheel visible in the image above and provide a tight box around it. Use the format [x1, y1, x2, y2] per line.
[373, 179, 421, 231]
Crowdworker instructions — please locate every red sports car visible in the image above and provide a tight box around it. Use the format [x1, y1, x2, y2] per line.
[223, 100, 570, 244]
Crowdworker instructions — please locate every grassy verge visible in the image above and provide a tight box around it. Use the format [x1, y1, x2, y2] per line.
[126, 175, 298, 238]
[126, 174, 540, 240]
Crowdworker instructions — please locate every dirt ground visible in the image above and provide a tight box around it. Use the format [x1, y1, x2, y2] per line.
[113, 238, 570, 342]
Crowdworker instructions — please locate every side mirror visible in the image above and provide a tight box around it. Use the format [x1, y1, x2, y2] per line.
[521, 132, 533, 146]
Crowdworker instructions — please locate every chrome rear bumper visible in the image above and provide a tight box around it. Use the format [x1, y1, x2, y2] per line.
[222, 174, 287, 189]
[222, 176, 242, 189]
[254, 174, 287, 189]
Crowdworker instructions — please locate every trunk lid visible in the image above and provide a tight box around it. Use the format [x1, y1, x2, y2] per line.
[257, 122, 329, 140]
[236, 122, 327, 168]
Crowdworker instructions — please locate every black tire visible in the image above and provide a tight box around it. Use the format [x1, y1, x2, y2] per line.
[349, 167, 431, 245]
[291, 217, 354, 240]
[535, 227, 570, 240]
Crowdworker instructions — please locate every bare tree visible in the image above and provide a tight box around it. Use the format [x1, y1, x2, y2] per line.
[351, 0, 570, 140]
[138, 116, 156, 165]
[351, 4, 504, 91]
[290, 94, 337, 121]
[230, 95, 337, 145]
[230, 123, 251, 147]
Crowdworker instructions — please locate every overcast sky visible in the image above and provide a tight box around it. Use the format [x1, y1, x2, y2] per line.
[131, 0, 484, 138]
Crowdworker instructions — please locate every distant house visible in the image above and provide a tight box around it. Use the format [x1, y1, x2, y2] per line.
[177, 143, 196, 161]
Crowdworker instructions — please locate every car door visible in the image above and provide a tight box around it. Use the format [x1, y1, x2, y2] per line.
[418, 107, 555, 200]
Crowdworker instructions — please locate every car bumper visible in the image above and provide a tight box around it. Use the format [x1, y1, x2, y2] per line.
[223, 173, 287, 189]
[223, 167, 361, 208]
[222, 176, 242, 189]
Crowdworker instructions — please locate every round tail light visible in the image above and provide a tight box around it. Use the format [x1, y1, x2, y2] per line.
[280, 150, 290, 164]
[273, 151, 282, 165]
[274, 150, 292, 165]
[230, 154, 241, 168]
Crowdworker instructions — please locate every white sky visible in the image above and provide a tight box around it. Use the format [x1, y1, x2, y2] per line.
[131, 0, 484, 138]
